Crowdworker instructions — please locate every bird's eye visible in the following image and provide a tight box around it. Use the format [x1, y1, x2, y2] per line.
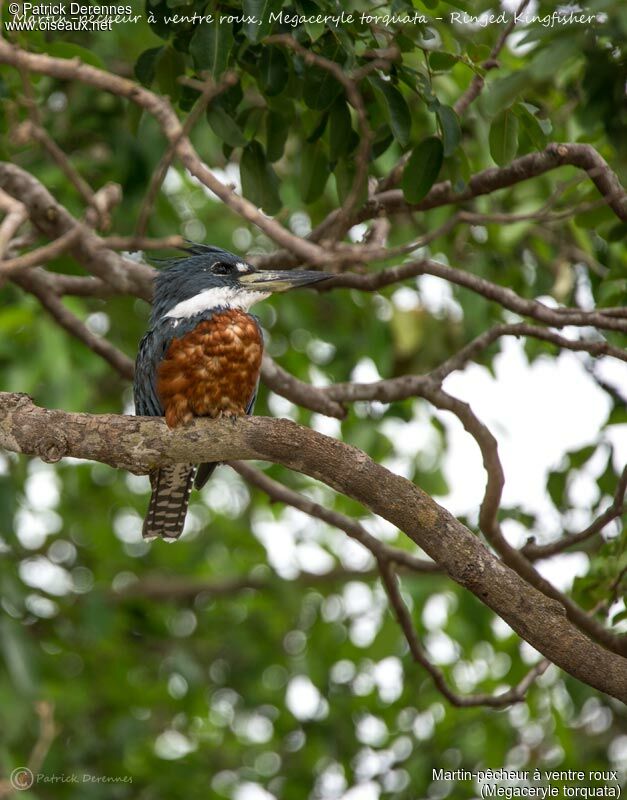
[213, 262, 233, 275]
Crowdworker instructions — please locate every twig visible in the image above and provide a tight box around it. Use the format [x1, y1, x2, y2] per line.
[0, 227, 83, 275]
[454, 0, 532, 117]
[0, 701, 57, 799]
[0, 187, 27, 259]
[266, 35, 376, 241]
[260, 353, 346, 419]
[375, 0, 531, 195]
[13, 270, 135, 380]
[135, 71, 238, 237]
[233, 461, 439, 573]
[0, 40, 328, 265]
[18, 66, 97, 210]
[522, 465, 627, 559]
[378, 560, 549, 707]
[328, 258, 627, 333]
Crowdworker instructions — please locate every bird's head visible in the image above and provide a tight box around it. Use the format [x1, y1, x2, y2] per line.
[151, 244, 330, 323]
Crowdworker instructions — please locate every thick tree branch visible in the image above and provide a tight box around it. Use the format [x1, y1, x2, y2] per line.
[0, 162, 153, 298]
[1, 392, 626, 702]
[311, 143, 627, 242]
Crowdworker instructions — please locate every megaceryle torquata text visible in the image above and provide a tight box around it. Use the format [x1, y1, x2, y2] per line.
[134, 244, 330, 541]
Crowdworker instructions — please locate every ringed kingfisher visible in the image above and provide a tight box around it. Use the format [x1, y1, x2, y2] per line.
[134, 243, 330, 541]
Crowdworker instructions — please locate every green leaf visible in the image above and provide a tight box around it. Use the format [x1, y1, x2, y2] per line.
[370, 77, 411, 148]
[548, 469, 567, 510]
[265, 111, 289, 162]
[134, 47, 163, 88]
[514, 103, 548, 150]
[304, 111, 328, 143]
[335, 159, 367, 206]
[484, 71, 529, 116]
[573, 204, 616, 228]
[190, 17, 231, 76]
[207, 103, 247, 147]
[155, 47, 185, 100]
[300, 142, 330, 203]
[242, 0, 282, 42]
[259, 46, 288, 97]
[468, 43, 490, 63]
[607, 222, 627, 243]
[489, 110, 519, 166]
[296, 0, 326, 40]
[43, 42, 106, 69]
[436, 104, 461, 156]
[569, 445, 596, 469]
[530, 38, 578, 80]
[329, 100, 352, 161]
[240, 141, 282, 214]
[429, 51, 458, 71]
[303, 54, 343, 111]
[607, 405, 627, 425]
[401, 136, 444, 203]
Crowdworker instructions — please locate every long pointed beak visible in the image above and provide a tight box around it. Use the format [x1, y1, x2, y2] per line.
[238, 269, 331, 292]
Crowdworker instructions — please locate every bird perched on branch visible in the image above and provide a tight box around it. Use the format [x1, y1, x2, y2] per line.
[134, 244, 330, 541]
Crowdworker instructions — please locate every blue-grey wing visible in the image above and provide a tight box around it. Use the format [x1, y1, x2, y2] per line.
[133, 330, 166, 417]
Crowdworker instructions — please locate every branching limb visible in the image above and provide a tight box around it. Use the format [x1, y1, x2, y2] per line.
[112, 565, 383, 601]
[0, 162, 154, 298]
[328, 257, 627, 333]
[311, 143, 627, 242]
[0, 187, 28, 260]
[522, 465, 627, 560]
[377, 0, 532, 193]
[135, 71, 239, 237]
[232, 460, 438, 573]
[266, 34, 378, 241]
[260, 354, 347, 419]
[0, 40, 327, 265]
[378, 559, 550, 707]
[12, 270, 134, 380]
[423, 384, 627, 657]
[1, 392, 626, 701]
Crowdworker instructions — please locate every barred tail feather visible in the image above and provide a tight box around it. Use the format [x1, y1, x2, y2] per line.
[143, 464, 197, 541]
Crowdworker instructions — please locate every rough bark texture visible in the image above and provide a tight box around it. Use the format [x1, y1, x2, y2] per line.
[1, 391, 626, 703]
